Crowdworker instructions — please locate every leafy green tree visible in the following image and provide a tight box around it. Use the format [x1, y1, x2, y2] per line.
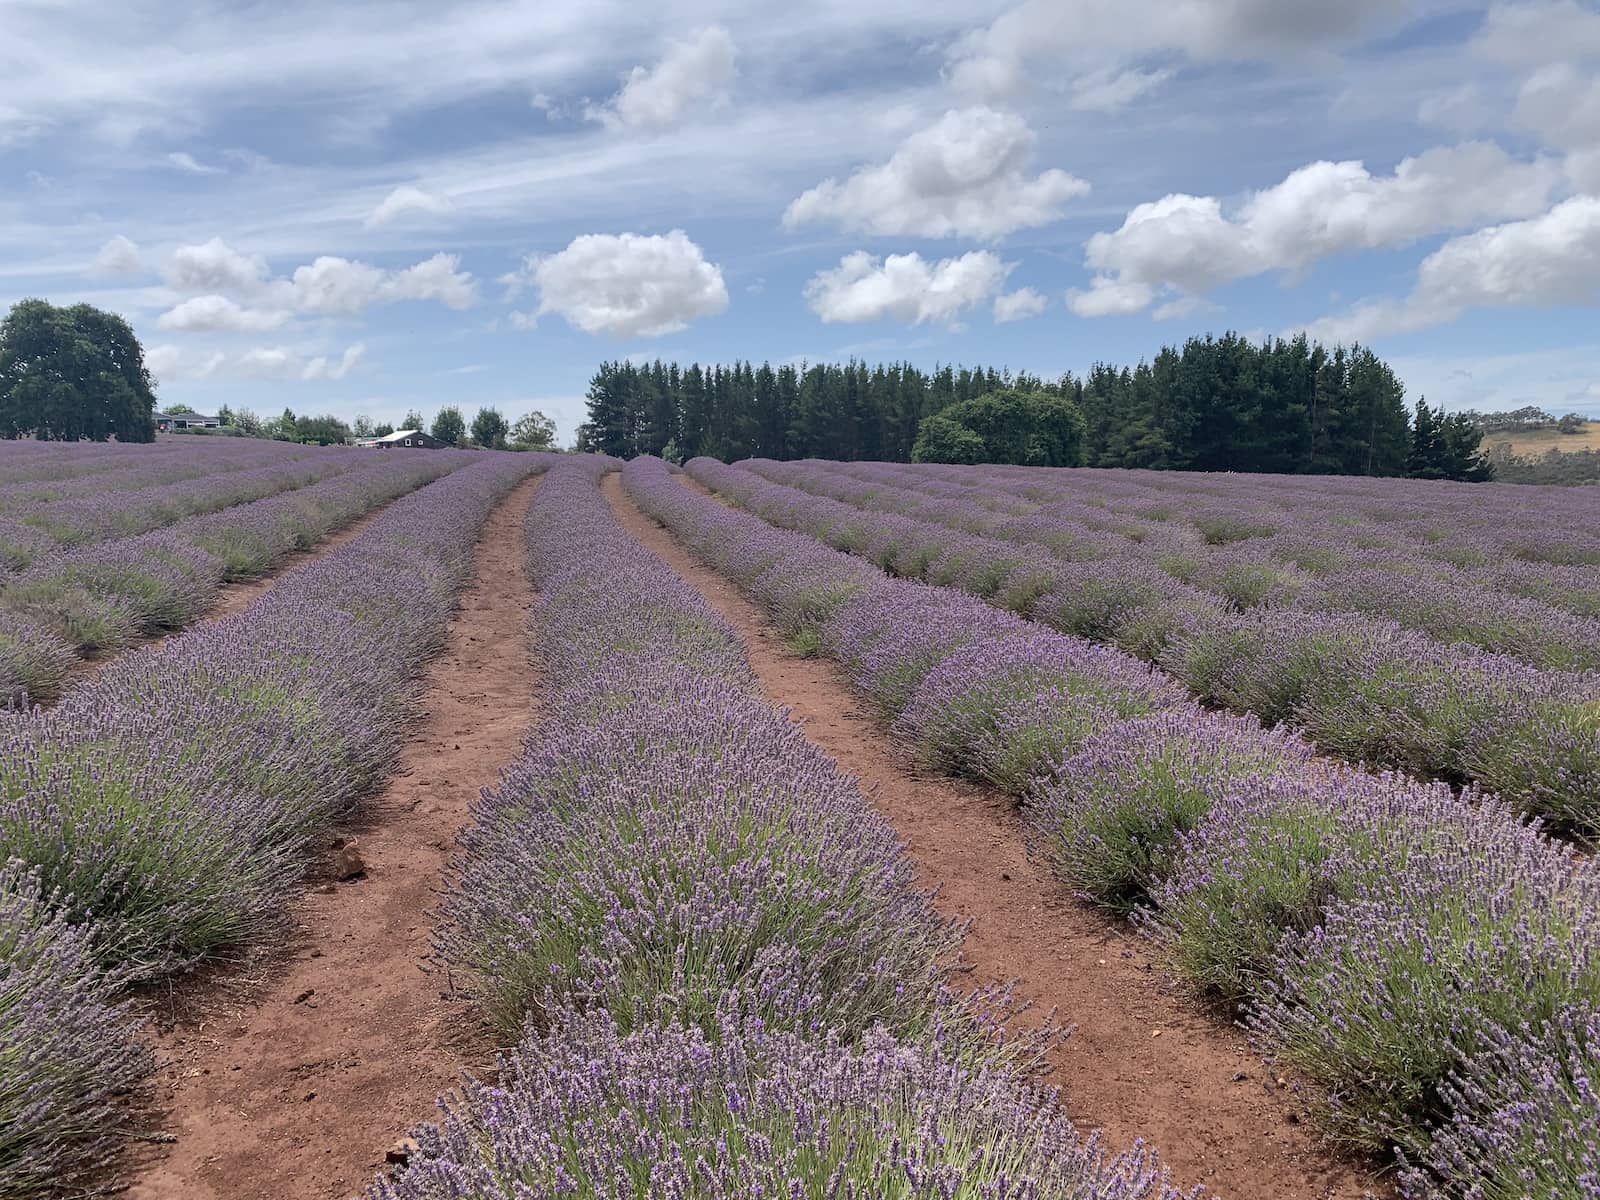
[373, 421, 394, 437]
[401, 408, 426, 433]
[430, 406, 465, 446]
[234, 407, 263, 436]
[914, 389, 1084, 467]
[0, 299, 157, 441]
[471, 406, 509, 449]
[911, 414, 986, 464]
[271, 407, 298, 441]
[293, 414, 352, 445]
[351, 414, 375, 438]
[510, 410, 557, 451]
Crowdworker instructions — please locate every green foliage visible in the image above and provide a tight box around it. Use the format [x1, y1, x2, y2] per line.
[911, 389, 1084, 466]
[400, 408, 426, 433]
[470, 406, 509, 450]
[1409, 398, 1495, 481]
[430, 405, 465, 446]
[372, 421, 395, 438]
[292, 414, 351, 445]
[578, 335, 1434, 480]
[510, 410, 557, 450]
[0, 299, 157, 442]
[910, 414, 985, 464]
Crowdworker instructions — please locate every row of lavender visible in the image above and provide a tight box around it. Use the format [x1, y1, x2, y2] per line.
[0, 439, 341, 563]
[373, 459, 1189, 1199]
[0, 453, 541, 1196]
[625, 455, 1599, 1199]
[763, 457, 1600, 668]
[692, 458, 1600, 837]
[0, 450, 474, 703]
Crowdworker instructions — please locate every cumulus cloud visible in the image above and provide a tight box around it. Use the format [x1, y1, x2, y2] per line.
[590, 27, 736, 132]
[993, 287, 1049, 322]
[947, 0, 1403, 97]
[1474, 0, 1600, 67]
[92, 234, 141, 276]
[238, 342, 366, 381]
[784, 108, 1088, 241]
[1303, 195, 1600, 342]
[365, 184, 455, 228]
[157, 295, 290, 332]
[164, 237, 269, 295]
[1072, 142, 1560, 316]
[145, 342, 363, 382]
[804, 250, 1012, 325]
[160, 239, 477, 321]
[516, 230, 728, 337]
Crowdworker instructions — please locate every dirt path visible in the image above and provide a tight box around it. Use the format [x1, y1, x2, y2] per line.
[125, 473, 541, 1200]
[603, 472, 1380, 1200]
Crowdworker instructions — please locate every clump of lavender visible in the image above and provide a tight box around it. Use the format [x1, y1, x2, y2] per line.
[1032, 562, 1225, 663]
[1252, 815, 1599, 1157]
[0, 861, 151, 1197]
[372, 1006, 1194, 1200]
[1399, 1005, 1600, 1200]
[894, 633, 1188, 794]
[1027, 709, 1314, 913]
[442, 686, 961, 1042]
[0, 612, 75, 705]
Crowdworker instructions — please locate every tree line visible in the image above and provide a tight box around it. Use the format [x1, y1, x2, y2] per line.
[576, 333, 1493, 480]
[203, 404, 557, 450]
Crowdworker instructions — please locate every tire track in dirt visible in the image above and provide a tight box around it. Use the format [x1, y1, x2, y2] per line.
[124, 473, 542, 1200]
[603, 470, 1381, 1200]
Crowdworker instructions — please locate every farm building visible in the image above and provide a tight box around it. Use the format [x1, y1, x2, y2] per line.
[156, 411, 222, 431]
[354, 429, 448, 449]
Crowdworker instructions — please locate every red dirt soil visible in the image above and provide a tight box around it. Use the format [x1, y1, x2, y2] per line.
[603, 471, 1383, 1200]
[123, 473, 541, 1200]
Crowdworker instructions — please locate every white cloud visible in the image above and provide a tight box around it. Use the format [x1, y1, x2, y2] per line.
[1069, 67, 1175, 112]
[947, 0, 1405, 98]
[590, 26, 736, 132]
[1303, 196, 1600, 342]
[520, 229, 728, 337]
[783, 107, 1088, 241]
[1074, 142, 1559, 316]
[993, 286, 1048, 322]
[167, 151, 223, 175]
[301, 343, 367, 381]
[1067, 274, 1155, 318]
[157, 294, 290, 332]
[92, 234, 142, 276]
[804, 250, 1012, 325]
[1474, 0, 1600, 68]
[238, 342, 366, 381]
[286, 256, 387, 314]
[165, 237, 269, 295]
[383, 253, 476, 308]
[365, 184, 455, 228]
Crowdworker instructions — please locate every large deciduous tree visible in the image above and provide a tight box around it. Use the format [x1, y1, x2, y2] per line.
[913, 389, 1085, 467]
[510, 410, 557, 451]
[0, 299, 158, 441]
[430, 405, 465, 446]
[471, 406, 509, 449]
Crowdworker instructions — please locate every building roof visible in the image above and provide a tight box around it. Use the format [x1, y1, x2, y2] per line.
[160, 411, 218, 421]
[376, 429, 426, 442]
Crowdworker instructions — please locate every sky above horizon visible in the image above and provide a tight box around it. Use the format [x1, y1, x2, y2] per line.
[4, 0, 1599, 443]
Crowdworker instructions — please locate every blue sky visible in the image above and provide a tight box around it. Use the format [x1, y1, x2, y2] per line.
[4, 0, 1598, 442]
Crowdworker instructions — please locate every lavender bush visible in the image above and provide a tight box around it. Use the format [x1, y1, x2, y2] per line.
[0, 862, 150, 1198]
[1028, 709, 1315, 912]
[372, 1006, 1193, 1200]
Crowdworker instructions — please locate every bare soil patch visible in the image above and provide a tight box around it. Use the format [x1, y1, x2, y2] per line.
[123, 473, 541, 1200]
[604, 471, 1381, 1200]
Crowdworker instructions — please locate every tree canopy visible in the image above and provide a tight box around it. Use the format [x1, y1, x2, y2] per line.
[913, 389, 1083, 466]
[430, 405, 465, 446]
[511, 410, 558, 451]
[573, 334, 1465, 478]
[0, 299, 157, 441]
[471, 406, 508, 449]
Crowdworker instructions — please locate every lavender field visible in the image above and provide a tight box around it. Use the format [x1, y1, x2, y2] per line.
[3, 442, 1597, 1200]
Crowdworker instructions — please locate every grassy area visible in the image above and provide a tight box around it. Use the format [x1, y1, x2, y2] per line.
[1492, 423, 1600, 456]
